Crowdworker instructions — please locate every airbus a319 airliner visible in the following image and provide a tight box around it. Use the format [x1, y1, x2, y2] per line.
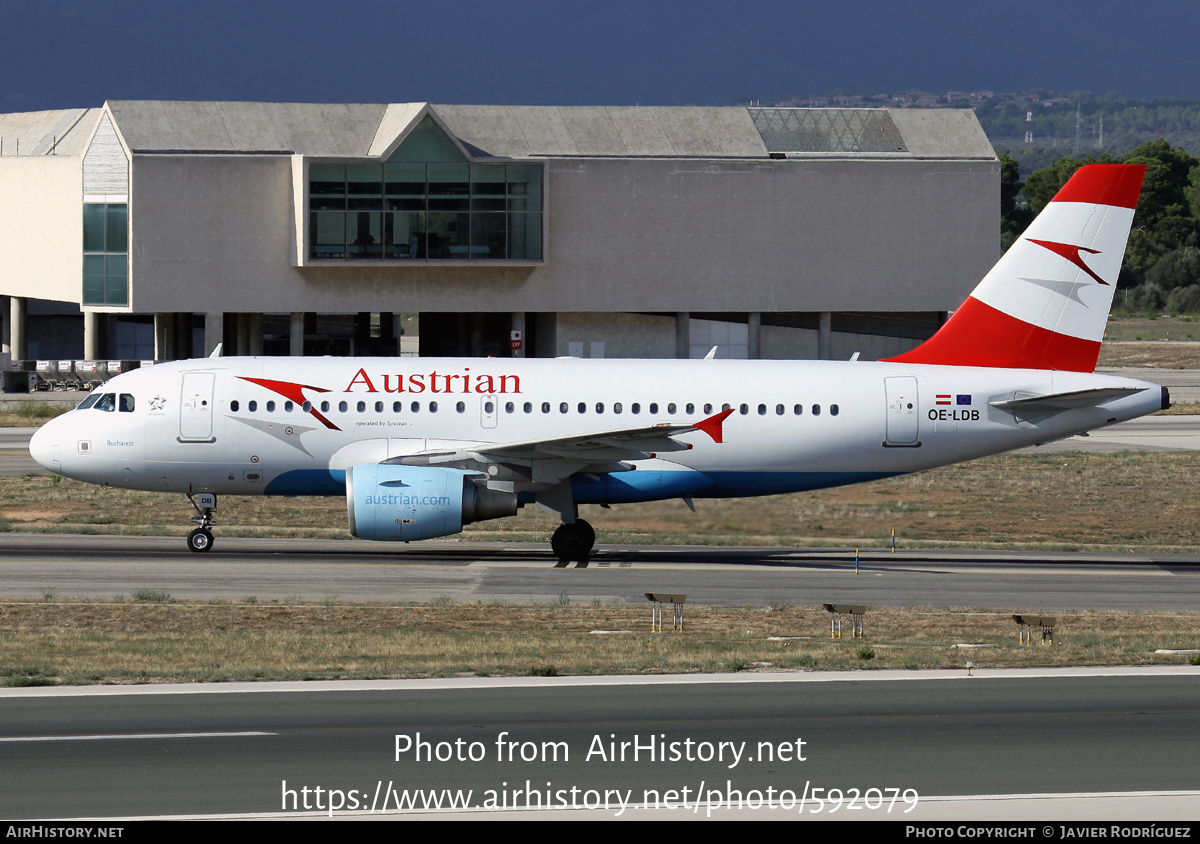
[29, 164, 1166, 560]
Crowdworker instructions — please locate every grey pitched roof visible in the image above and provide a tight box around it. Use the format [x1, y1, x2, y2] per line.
[888, 109, 995, 159]
[0, 108, 99, 156]
[104, 101, 388, 155]
[433, 105, 769, 158]
[434, 105, 993, 159]
[0, 101, 994, 161]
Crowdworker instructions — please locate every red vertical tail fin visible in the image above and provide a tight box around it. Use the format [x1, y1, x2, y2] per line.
[885, 164, 1145, 372]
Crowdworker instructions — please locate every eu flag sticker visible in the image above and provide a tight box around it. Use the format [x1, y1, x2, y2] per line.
[956, 394, 972, 406]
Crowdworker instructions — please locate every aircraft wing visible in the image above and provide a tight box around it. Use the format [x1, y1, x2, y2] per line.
[461, 424, 699, 462]
[391, 409, 733, 487]
[990, 386, 1149, 412]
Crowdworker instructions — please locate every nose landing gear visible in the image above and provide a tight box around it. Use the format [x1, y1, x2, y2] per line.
[186, 492, 217, 553]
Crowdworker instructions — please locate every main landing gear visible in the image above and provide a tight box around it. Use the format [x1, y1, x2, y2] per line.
[551, 519, 595, 566]
[186, 492, 217, 553]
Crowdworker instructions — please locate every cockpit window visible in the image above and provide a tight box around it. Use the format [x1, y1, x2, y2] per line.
[119, 394, 135, 413]
[78, 394, 100, 410]
[94, 394, 116, 412]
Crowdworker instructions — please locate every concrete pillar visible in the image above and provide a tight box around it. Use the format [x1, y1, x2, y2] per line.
[747, 312, 761, 359]
[290, 312, 305, 356]
[469, 313, 483, 357]
[510, 312, 525, 358]
[248, 313, 264, 356]
[354, 311, 372, 355]
[204, 312, 224, 357]
[818, 311, 832, 361]
[176, 313, 194, 360]
[534, 312, 556, 358]
[83, 311, 101, 360]
[1, 295, 10, 361]
[379, 311, 395, 354]
[154, 313, 172, 362]
[234, 313, 249, 356]
[9, 297, 26, 361]
[455, 313, 469, 356]
[675, 312, 690, 359]
[391, 313, 405, 356]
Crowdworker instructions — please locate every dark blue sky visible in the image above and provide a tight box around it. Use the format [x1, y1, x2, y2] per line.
[2, 0, 1197, 111]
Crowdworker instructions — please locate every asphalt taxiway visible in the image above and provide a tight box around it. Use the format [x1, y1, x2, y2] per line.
[2, 533, 1199, 610]
[1, 669, 1197, 820]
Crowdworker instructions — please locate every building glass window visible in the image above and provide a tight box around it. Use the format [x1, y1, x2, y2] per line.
[82, 203, 128, 306]
[307, 118, 543, 262]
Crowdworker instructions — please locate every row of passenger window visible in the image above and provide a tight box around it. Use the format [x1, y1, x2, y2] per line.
[228, 398, 840, 417]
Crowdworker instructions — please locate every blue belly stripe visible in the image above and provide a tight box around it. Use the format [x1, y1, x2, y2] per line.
[264, 468, 899, 500]
[265, 469, 347, 496]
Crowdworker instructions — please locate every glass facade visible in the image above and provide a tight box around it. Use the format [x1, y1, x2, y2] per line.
[83, 203, 128, 307]
[308, 118, 543, 262]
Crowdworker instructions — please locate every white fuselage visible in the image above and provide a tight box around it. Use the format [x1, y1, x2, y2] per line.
[29, 356, 1165, 504]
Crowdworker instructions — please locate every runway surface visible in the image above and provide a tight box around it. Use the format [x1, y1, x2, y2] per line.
[0, 427, 41, 476]
[1027, 413, 1200, 452]
[1101, 366, 1200, 404]
[0, 669, 1196, 820]
[3, 533, 1200, 610]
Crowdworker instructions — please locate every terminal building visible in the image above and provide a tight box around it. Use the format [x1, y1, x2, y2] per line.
[0, 101, 998, 366]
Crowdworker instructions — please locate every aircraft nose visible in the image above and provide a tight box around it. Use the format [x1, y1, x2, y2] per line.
[29, 420, 61, 473]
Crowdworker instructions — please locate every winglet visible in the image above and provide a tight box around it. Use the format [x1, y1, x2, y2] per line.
[694, 408, 734, 443]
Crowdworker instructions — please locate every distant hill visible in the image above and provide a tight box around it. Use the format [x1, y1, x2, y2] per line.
[971, 92, 1200, 175]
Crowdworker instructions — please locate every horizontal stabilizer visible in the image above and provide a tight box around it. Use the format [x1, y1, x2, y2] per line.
[990, 386, 1148, 411]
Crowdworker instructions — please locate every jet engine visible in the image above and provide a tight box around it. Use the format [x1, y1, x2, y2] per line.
[346, 464, 518, 541]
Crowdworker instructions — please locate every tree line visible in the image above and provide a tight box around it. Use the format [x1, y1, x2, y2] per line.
[980, 91, 1200, 169]
[1001, 139, 1200, 314]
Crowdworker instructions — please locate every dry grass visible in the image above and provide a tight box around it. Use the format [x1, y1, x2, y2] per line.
[1104, 316, 1200, 343]
[1156, 401, 1200, 415]
[3, 450, 1200, 550]
[1098, 343, 1200, 369]
[0, 400, 72, 427]
[0, 599, 1196, 686]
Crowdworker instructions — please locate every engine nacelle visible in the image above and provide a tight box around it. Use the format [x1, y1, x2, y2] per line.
[346, 464, 518, 541]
